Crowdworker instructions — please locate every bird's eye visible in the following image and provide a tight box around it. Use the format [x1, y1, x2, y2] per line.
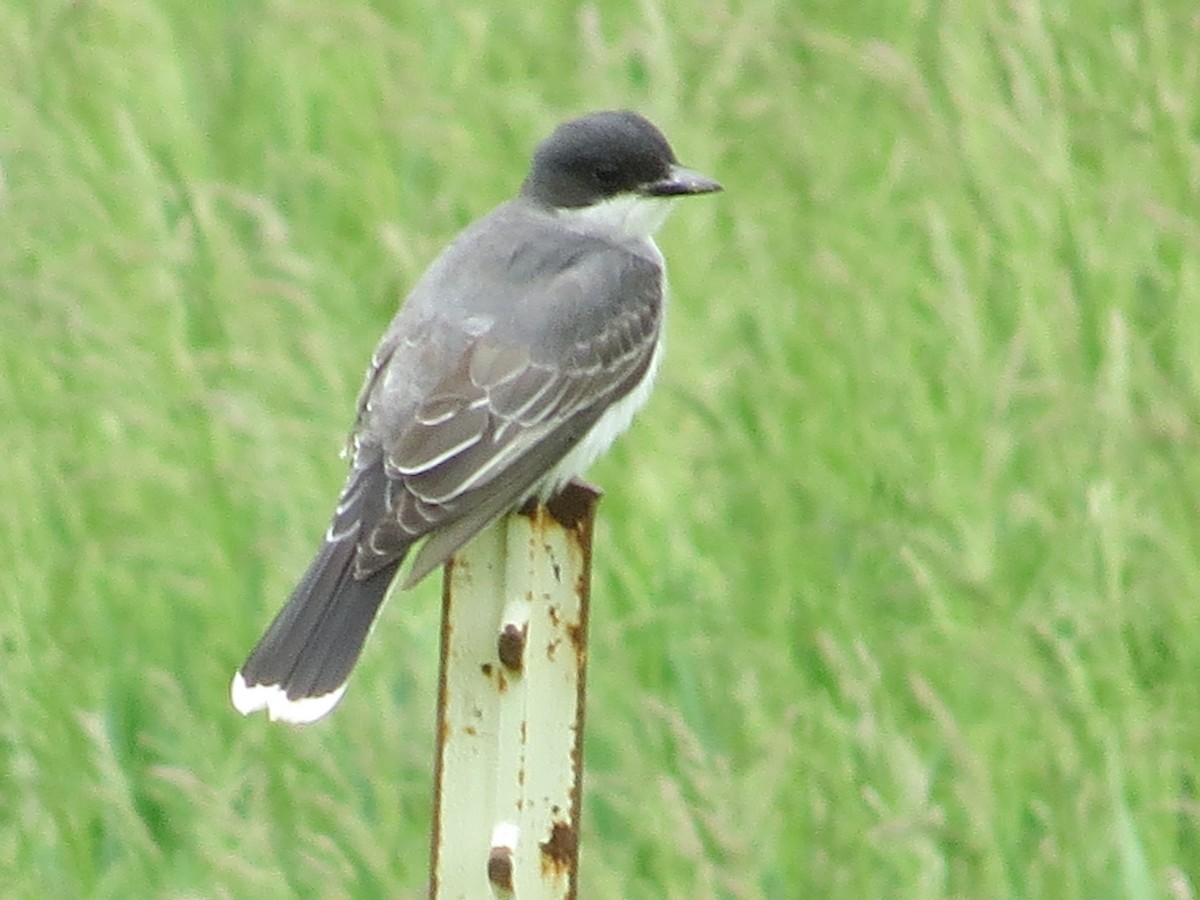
[593, 164, 619, 184]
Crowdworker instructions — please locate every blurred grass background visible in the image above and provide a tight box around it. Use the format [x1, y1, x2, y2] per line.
[3, 0, 1200, 896]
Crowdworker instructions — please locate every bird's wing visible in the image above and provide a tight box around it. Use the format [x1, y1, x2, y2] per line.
[350, 239, 663, 586]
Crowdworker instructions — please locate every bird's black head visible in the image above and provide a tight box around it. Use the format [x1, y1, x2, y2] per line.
[522, 110, 720, 210]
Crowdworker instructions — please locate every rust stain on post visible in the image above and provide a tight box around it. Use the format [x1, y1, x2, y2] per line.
[428, 555, 456, 895]
[546, 484, 599, 531]
[540, 820, 579, 876]
[487, 844, 514, 891]
[566, 622, 585, 656]
[564, 482, 596, 900]
[498, 622, 527, 672]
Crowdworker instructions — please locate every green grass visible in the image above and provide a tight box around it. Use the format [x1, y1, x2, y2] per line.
[3, 0, 1200, 896]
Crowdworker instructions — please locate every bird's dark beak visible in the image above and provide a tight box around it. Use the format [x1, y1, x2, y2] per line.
[642, 164, 723, 197]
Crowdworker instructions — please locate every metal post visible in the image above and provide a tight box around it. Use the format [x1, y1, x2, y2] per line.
[429, 482, 598, 899]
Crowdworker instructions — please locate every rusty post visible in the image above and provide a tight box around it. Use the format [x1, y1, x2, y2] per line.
[429, 482, 599, 899]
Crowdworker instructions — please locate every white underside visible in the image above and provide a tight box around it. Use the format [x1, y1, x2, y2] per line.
[542, 196, 672, 497]
[231, 671, 347, 724]
[539, 331, 664, 499]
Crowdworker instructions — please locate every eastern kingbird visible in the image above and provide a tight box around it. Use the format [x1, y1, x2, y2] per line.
[232, 110, 721, 723]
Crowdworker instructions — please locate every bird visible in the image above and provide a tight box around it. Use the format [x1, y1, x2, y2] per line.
[231, 110, 721, 723]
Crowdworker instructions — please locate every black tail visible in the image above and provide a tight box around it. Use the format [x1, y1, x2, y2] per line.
[233, 533, 404, 723]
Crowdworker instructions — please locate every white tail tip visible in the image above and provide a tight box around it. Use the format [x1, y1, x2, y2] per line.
[230, 671, 347, 724]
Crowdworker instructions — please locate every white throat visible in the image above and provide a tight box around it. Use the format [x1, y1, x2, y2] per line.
[556, 193, 678, 242]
